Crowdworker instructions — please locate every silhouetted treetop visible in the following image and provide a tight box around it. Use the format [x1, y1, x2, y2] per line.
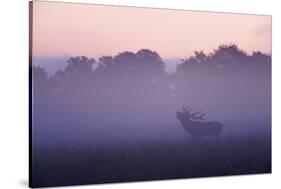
[214, 44, 247, 57]
[114, 51, 136, 65]
[251, 51, 271, 64]
[194, 51, 207, 64]
[33, 65, 48, 82]
[65, 56, 96, 75]
[53, 56, 96, 80]
[94, 49, 166, 80]
[136, 49, 162, 62]
[98, 56, 114, 67]
[135, 49, 165, 74]
[177, 44, 271, 76]
[32, 65, 52, 93]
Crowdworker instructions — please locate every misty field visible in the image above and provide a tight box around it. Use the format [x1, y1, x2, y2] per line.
[31, 44, 271, 187]
[32, 133, 271, 187]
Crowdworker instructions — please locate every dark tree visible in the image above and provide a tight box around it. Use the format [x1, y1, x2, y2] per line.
[33, 65, 48, 86]
[64, 56, 96, 78]
[135, 49, 165, 76]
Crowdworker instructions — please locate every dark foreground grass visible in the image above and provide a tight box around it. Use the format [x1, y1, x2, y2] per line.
[31, 135, 271, 187]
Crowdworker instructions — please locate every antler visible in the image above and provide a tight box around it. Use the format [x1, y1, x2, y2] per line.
[181, 106, 205, 121]
[182, 106, 192, 114]
[191, 111, 206, 121]
[190, 111, 202, 117]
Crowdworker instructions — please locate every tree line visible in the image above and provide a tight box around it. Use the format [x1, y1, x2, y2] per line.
[31, 44, 271, 132]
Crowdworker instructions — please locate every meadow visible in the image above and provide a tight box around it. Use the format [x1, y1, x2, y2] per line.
[32, 133, 271, 187]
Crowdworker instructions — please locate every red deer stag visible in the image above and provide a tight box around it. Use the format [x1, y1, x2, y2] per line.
[176, 106, 223, 139]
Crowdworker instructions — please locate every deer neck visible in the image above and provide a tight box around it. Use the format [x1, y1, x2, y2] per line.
[183, 121, 195, 129]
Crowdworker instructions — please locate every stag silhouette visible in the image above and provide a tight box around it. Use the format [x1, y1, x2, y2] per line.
[176, 106, 223, 139]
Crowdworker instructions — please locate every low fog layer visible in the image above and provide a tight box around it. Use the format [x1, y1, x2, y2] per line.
[32, 44, 271, 147]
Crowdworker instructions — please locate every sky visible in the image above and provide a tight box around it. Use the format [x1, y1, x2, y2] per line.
[31, 1, 271, 60]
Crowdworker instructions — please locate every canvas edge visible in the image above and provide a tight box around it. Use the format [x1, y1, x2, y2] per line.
[29, 1, 33, 188]
[27, 1, 273, 187]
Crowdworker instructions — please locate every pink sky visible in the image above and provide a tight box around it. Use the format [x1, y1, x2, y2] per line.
[31, 1, 271, 59]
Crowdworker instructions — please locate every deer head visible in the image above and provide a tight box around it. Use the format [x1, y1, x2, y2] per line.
[176, 106, 206, 123]
[176, 106, 223, 139]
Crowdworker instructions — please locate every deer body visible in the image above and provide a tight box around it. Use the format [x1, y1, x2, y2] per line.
[176, 107, 223, 139]
[181, 120, 223, 139]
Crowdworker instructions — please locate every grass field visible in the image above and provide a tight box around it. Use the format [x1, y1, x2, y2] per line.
[31, 134, 271, 187]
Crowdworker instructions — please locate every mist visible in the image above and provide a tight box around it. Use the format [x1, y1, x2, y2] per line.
[31, 44, 271, 187]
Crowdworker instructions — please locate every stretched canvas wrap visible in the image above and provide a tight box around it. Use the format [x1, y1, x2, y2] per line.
[29, 1, 272, 188]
